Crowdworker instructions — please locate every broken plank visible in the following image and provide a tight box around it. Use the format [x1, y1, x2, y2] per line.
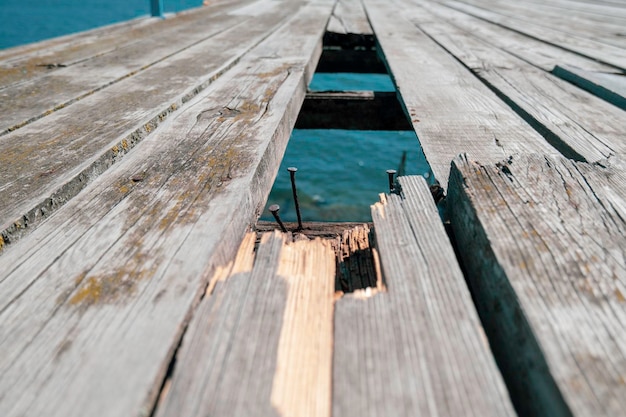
[0, 1, 332, 414]
[333, 175, 516, 417]
[362, 0, 556, 187]
[0, 0, 298, 249]
[154, 231, 336, 417]
[553, 64, 626, 110]
[295, 91, 412, 130]
[448, 153, 626, 417]
[411, 12, 626, 163]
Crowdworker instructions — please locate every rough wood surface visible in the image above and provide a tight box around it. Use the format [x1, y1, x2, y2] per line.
[327, 0, 373, 35]
[154, 231, 336, 417]
[415, 0, 618, 74]
[553, 64, 626, 110]
[409, 9, 626, 163]
[0, 0, 268, 135]
[362, 0, 557, 187]
[442, 0, 626, 70]
[333, 175, 516, 417]
[0, 1, 331, 414]
[448, 153, 626, 417]
[0, 0, 299, 250]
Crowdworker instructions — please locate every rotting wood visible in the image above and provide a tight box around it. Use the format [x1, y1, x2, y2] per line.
[447, 153, 626, 417]
[0, 0, 300, 250]
[0, 1, 333, 415]
[154, 231, 336, 417]
[409, 9, 626, 163]
[333, 175, 516, 417]
[362, 0, 557, 187]
[295, 91, 412, 130]
[552, 64, 626, 110]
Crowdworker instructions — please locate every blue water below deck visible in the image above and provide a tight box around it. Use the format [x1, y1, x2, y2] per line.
[0, 0, 203, 49]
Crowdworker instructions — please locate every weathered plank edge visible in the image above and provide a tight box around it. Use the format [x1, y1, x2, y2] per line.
[447, 153, 572, 417]
[0, 23, 278, 254]
[552, 64, 626, 111]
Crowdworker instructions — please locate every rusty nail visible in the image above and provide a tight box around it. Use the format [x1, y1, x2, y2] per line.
[269, 204, 288, 233]
[287, 167, 303, 231]
[386, 169, 397, 193]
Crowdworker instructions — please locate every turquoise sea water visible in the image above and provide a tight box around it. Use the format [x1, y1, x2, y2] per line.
[0, 0, 202, 49]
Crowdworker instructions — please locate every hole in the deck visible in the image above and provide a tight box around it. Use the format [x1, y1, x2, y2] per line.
[262, 32, 433, 224]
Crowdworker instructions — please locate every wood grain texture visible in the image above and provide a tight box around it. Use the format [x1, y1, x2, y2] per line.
[448, 153, 626, 417]
[553, 64, 626, 110]
[327, 0, 373, 35]
[0, 1, 332, 414]
[414, 0, 618, 74]
[409, 10, 626, 163]
[154, 231, 336, 417]
[445, 0, 626, 47]
[0, 0, 298, 250]
[333, 175, 516, 417]
[362, 0, 557, 187]
[442, 0, 626, 70]
[0, 0, 266, 135]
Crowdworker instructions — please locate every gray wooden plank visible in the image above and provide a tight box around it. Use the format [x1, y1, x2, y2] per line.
[409, 10, 626, 163]
[0, 0, 299, 251]
[155, 231, 336, 417]
[327, 0, 373, 35]
[415, 0, 618, 73]
[0, 1, 332, 414]
[0, 0, 268, 135]
[448, 153, 626, 417]
[362, 0, 557, 187]
[449, 0, 626, 47]
[553, 64, 626, 110]
[333, 175, 516, 417]
[442, 0, 626, 70]
[0, 16, 157, 87]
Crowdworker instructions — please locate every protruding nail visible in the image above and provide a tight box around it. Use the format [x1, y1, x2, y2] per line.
[287, 167, 303, 231]
[269, 204, 288, 233]
[386, 169, 397, 193]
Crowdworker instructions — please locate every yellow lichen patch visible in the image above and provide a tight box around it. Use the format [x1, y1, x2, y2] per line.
[144, 123, 152, 133]
[0, 235, 4, 251]
[121, 139, 129, 151]
[112, 145, 119, 154]
[615, 288, 626, 303]
[69, 276, 104, 306]
[119, 184, 130, 194]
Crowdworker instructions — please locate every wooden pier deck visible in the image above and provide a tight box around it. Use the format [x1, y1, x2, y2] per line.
[0, 0, 625, 416]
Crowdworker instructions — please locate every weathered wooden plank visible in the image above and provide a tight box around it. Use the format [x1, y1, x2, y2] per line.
[449, 0, 626, 47]
[0, 0, 273, 135]
[0, 0, 299, 250]
[448, 153, 626, 416]
[443, 0, 626, 70]
[154, 231, 335, 417]
[295, 91, 411, 130]
[0, 1, 332, 415]
[327, 0, 373, 35]
[362, 0, 556, 187]
[553, 64, 626, 110]
[414, 0, 617, 73]
[0, 16, 157, 87]
[409, 11, 626, 163]
[333, 175, 516, 417]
